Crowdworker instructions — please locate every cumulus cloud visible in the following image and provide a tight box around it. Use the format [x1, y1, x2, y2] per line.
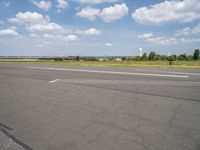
[77, 7, 100, 21]
[175, 27, 191, 36]
[36, 42, 50, 47]
[140, 35, 200, 45]
[77, 3, 128, 22]
[44, 34, 78, 42]
[57, 0, 68, 12]
[74, 0, 120, 4]
[32, 0, 51, 11]
[132, 0, 200, 24]
[0, 27, 19, 36]
[193, 23, 200, 34]
[57, 0, 68, 8]
[137, 33, 153, 39]
[30, 33, 38, 37]
[179, 38, 200, 43]
[9, 11, 67, 33]
[66, 35, 78, 41]
[77, 28, 101, 35]
[8, 11, 48, 24]
[8, 12, 101, 44]
[100, 3, 128, 22]
[175, 23, 200, 36]
[146, 37, 179, 45]
[105, 43, 113, 47]
[28, 23, 64, 32]
[137, 31, 200, 45]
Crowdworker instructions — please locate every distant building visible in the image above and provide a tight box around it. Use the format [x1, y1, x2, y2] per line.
[99, 58, 104, 61]
[115, 58, 122, 61]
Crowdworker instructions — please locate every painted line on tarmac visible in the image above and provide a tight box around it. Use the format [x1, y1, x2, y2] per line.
[26, 67, 189, 78]
[0, 126, 33, 150]
[49, 79, 60, 83]
[137, 69, 200, 76]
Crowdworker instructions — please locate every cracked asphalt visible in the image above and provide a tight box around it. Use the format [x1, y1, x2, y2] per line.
[0, 64, 200, 150]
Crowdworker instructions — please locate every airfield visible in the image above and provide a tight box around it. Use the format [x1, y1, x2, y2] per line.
[0, 64, 200, 150]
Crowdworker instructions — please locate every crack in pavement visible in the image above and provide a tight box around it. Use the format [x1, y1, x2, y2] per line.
[68, 82, 200, 103]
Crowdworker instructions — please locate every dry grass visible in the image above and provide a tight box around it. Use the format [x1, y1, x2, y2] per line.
[0, 60, 200, 69]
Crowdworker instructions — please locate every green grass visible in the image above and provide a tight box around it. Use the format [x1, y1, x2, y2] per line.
[0, 60, 200, 69]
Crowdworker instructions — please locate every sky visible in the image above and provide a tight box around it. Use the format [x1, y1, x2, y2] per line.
[0, 0, 200, 56]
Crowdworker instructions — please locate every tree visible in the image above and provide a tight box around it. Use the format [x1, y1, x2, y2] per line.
[134, 56, 141, 61]
[76, 56, 80, 61]
[155, 54, 161, 61]
[159, 55, 168, 61]
[122, 57, 127, 61]
[177, 54, 187, 61]
[193, 49, 200, 60]
[127, 57, 134, 61]
[148, 51, 156, 61]
[167, 55, 176, 61]
[86, 57, 99, 61]
[54, 57, 64, 61]
[141, 53, 147, 61]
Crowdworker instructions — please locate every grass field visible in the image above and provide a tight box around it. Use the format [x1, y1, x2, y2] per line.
[0, 60, 200, 69]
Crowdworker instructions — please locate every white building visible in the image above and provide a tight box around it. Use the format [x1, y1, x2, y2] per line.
[115, 58, 122, 61]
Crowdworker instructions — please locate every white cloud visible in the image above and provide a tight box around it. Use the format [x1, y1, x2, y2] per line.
[175, 27, 191, 36]
[175, 23, 200, 36]
[77, 3, 128, 22]
[74, 0, 120, 4]
[146, 37, 179, 45]
[137, 31, 200, 45]
[30, 33, 38, 37]
[77, 28, 101, 35]
[8, 12, 104, 44]
[77, 7, 100, 21]
[100, 3, 128, 23]
[179, 38, 200, 43]
[193, 23, 200, 34]
[36, 42, 50, 47]
[9, 11, 68, 33]
[137, 33, 153, 39]
[57, 0, 68, 9]
[0, 27, 19, 36]
[141, 36, 200, 45]
[32, 0, 51, 11]
[43, 34, 53, 38]
[44, 34, 78, 42]
[105, 43, 113, 47]
[66, 35, 78, 41]
[9, 11, 47, 24]
[132, 0, 200, 24]
[28, 23, 64, 32]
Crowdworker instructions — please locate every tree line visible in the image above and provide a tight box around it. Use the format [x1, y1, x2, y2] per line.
[127, 49, 200, 61]
[52, 49, 199, 61]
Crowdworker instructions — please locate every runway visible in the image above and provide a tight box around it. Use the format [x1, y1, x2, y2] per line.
[0, 64, 200, 150]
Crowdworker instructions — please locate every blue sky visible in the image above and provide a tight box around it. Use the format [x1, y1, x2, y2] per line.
[0, 0, 200, 56]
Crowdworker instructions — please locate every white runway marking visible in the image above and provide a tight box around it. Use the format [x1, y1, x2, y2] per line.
[49, 79, 60, 83]
[27, 67, 189, 78]
[137, 69, 200, 76]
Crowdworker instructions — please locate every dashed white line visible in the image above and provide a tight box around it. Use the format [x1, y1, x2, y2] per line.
[27, 66, 189, 78]
[49, 79, 60, 83]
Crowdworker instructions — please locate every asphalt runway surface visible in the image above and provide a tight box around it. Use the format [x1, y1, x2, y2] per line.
[0, 64, 200, 150]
